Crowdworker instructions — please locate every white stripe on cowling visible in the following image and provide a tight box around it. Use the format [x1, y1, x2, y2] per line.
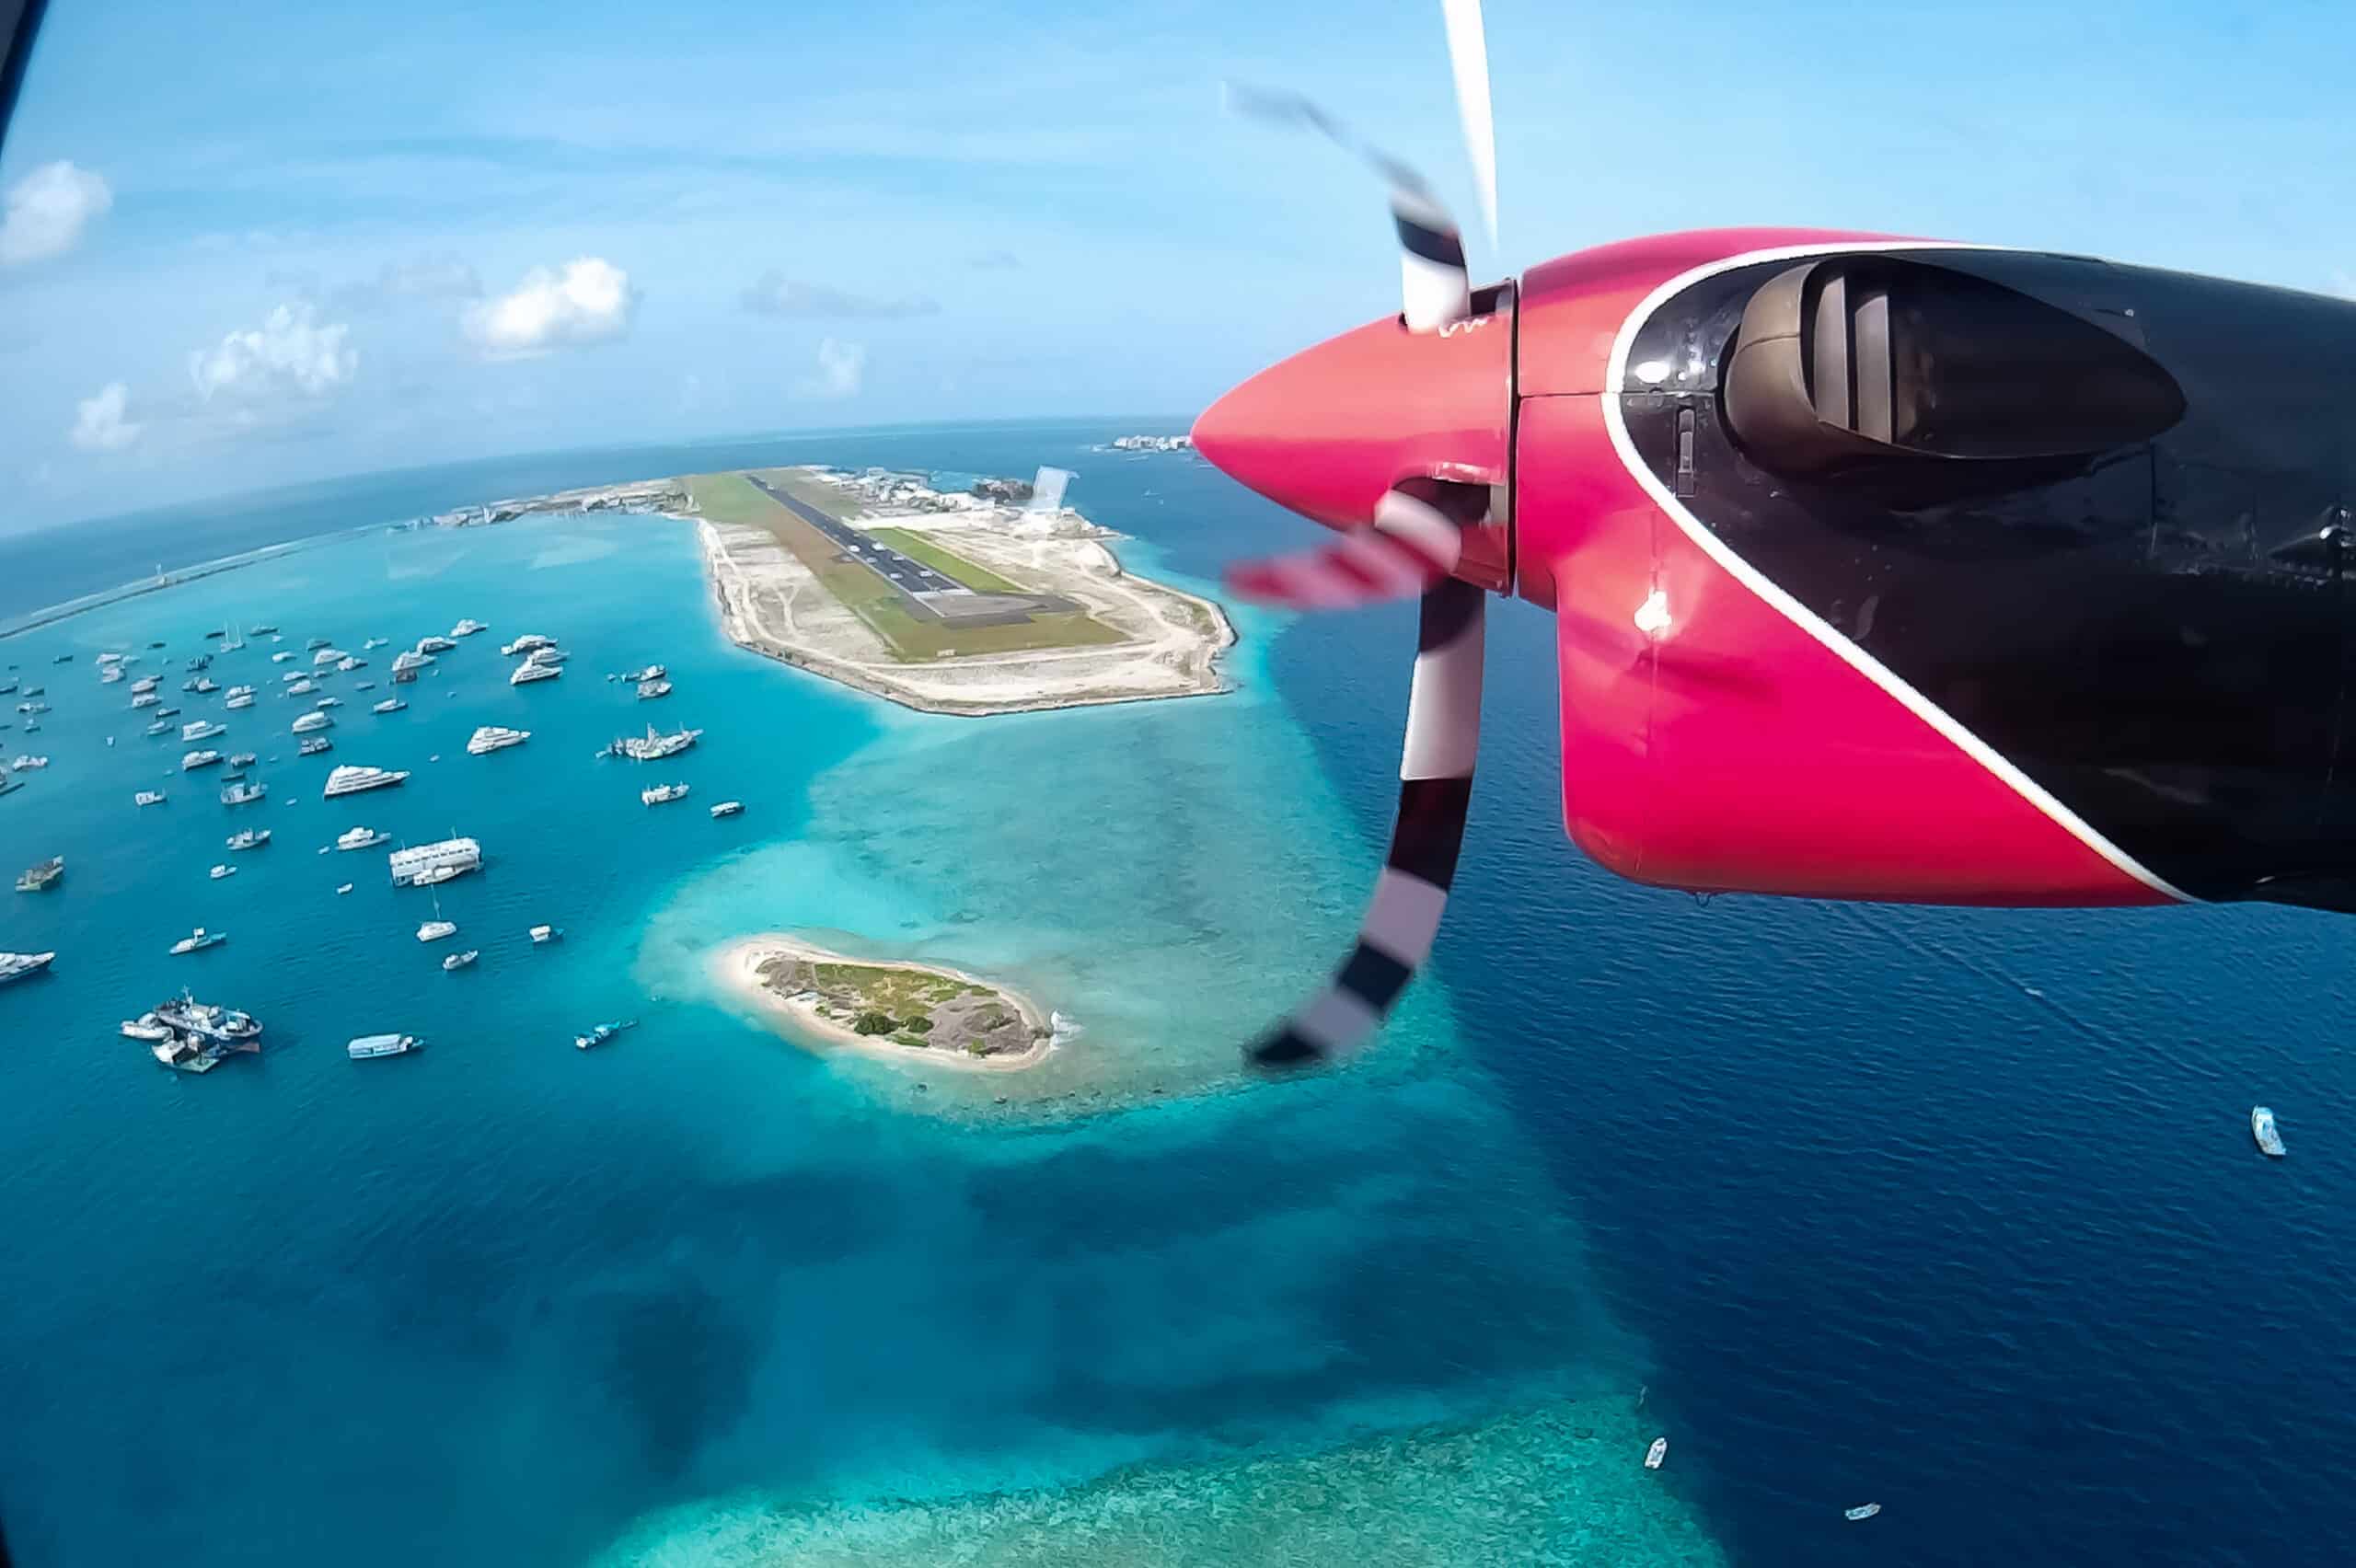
[1403, 248, 1472, 333]
[1361, 866, 1450, 966]
[1400, 595, 1484, 781]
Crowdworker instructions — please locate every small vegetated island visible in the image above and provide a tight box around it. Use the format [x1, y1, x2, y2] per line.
[716, 935, 1051, 1072]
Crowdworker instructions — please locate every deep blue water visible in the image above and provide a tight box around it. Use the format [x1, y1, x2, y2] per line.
[3, 421, 2352, 1566]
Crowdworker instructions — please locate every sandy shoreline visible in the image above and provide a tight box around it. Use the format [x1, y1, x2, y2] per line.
[713, 933, 1055, 1074]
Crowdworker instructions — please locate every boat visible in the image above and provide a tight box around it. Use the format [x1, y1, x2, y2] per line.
[0, 950, 56, 985]
[641, 782, 689, 805]
[100, 666, 123, 684]
[181, 749, 225, 770]
[50, 652, 70, 663]
[500, 633, 555, 657]
[0, 677, 15, 694]
[204, 628, 225, 640]
[227, 752, 257, 768]
[614, 723, 702, 761]
[191, 676, 218, 693]
[362, 636, 389, 650]
[17, 699, 51, 714]
[510, 660, 561, 686]
[524, 645, 569, 666]
[310, 649, 341, 668]
[388, 836, 481, 887]
[16, 856, 63, 893]
[225, 828, 271, 852]
[337, 825, 389, 851]
[155, 706, 180, 719]
[208, 863, 237, 881]
[121, 1013, 172, 1042]
[442, 949, 479, 972]
[248, 624, 279, 635]
[280, 672, 306, 684]
[180, 719, 226, 742]
[354, 681, 375, 691]
[2253, 1106, 2287, 1158]
[9, 755, 48, 770]
[530, 924, 561, 944]
[219, 780, 266, 805]
[390, 648, 432, 674]
[168, 928, 226, 955]
[298, 735, 333, 756]
[451, 619, 487, 638]
[636, 678, 672, 699]
[416, 918, 456, 943]
[286, 677, 317, 696]
[416, 634, 457, 653]
[151, 1035, 221, 1072]
[336, 882, 353, 894]
[291, 710, 333, 734]
[0, 771, 18, 800]
[323, 764, 409, 799]
[314, 696, 343, 709]
[305, 636, 330, 651]
[337, 656, 365, 672]
[1844, 1505, 1882, 1522]
[135, 790, 167, 807]
[224, 686, 257, 709]
[348, 1032, 422, 1060]
[466, 725, 530, 755]
[710, 801, 744, 818]
[372, 698, 407, 714]
[179, 676, 202, 693]
[573, 1018, 636, 1051]
[144, 719, 173, 736]
[1645, 1438, 1667, 1470]
[130, 674, 158, 694]
[620, 663, 666, 683]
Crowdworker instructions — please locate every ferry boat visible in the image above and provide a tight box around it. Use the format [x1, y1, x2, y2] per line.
[181, 749, 225, 771]
[323, 764, 409, 799]
[387, 836, 481, 887]
[291, 710, 333, 734]
[530, 924, 562, 944]
[135, 790, 167, 807]
[208, 863, 237, 881]
[1644, 1438, 1667, 1470]
[225, 828, 271, 851]
[467, 725, 528, 755]
[2254, 1106, 2287, 1158]
[416, 918, 457, 943]
[614, 723, 702, 762]
[168, 927, 226, 955]
[509, 660, 561, 686]
[348, 1032, 422, 1060]
[442, 949, 479, 972]
[0, 950, 56, 985]
[500, 633, 555, 657]
[1844, 1505, 1882, 1522]
[372, 698, 407, 714]
[641, 782, 689, 806]
[338, 825, 390, 851]
[573, 1019, 636, 1051]
[180, 719, 226, 742]
[709, 801, 744, 819]
[219, 779, 267, 805]
[224, 686, 257, 709]
[451, 618, 488, 638]
[637, 679, 672, 699]
[416, 634, 457, 653]
[298, 735, 334, 756]
[16, 856, 63, 893]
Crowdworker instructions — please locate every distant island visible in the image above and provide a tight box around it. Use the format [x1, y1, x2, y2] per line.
[716, 934, 1053, 1071]
[1108, 434, 1193, 453]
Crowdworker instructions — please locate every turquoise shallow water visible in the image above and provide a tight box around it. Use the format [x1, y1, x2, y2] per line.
[0, 467, 1703, 1564]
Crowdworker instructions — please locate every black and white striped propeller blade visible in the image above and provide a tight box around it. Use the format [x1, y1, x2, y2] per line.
[1249, 486, 1487, 1072]
[1222, 84, 1473, 333]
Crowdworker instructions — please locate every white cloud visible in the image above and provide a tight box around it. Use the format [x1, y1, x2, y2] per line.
[0, 160, 112, 267]
[69, 382, 140, 451]
[464, 258, 636, 357]
[189, 304, 358, 401]
[795, 338, 866, 399]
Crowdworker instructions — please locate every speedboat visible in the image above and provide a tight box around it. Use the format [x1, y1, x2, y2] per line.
[121, 1013, 173, 1043]
[1644, 1438, 1667, 1470]
[208, 863, 237, 881]
[372, 698, 407, 714]
[225, 828, 271, 851]
[336, 882, 354, 894]
[710, 801, 744, 818]
[573, 1019, 636, 1051]
[1844, 1505, 1882, 1522]
[134, 790, 167, 807]
[337, 825, 389, 851]
[2253, 1106, 2287, 1158]
[442, 949, 479, 972]
[168, 927, 226, 955]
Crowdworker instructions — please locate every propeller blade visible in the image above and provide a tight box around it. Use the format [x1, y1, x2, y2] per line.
[1223, 83, 1472, 331]
[1248, 571, 1486, 1071]
[1226, 485, 1468, 609]
[1440, 0, 1497, 246]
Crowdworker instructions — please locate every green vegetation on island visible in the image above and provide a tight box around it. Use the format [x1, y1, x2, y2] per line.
[756, 953, 1041, 1057]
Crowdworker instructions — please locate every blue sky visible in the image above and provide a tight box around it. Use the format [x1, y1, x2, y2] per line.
[0, 0, 2350, 526]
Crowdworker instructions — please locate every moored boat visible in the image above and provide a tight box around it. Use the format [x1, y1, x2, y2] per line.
[2253, 1106, 2287, 1158]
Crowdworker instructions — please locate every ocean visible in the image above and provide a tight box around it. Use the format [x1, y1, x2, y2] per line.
[1, 421, 2350, 1567]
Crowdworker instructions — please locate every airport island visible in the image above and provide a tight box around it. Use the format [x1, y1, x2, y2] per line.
[434, 459, 1235, 717]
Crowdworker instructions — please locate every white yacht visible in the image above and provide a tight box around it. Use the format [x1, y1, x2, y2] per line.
[416, 918, 456, 943]
[312, 648, 345, 667]
[1645, 1438, 1667, 1470]
[641, 782, 689, 806]
[450, 618, 488, 638]
[500, 633, 555, 657]
[509, 660, 561, 686]
[190, 676, 218, 693]
[441, 949, 479, 972]
[416, 634, 457, 653]
[322, 764, 409, 799]
[2254, 1106, 2287, 1158]
[168, 928, 226, 955]
[271, 651, 295, 663]
[337, 825, 390, 851]
[529, 924, 561, 944]
[636, 678, 672, 699]
[224, 686, 256, 709]
[361, 637, 390, 651]
[182, 749, 225, 770]
[0, 950, 55, 985]
[298, 735, 332, 756]
[337, 655, 365, 672]
[9, 755, 49, 770]
[180, 718, 227, 742]
[372, 698, 407, 714]
[710, 800, 744, 818]
[134, 790, 167, 807]
[131, 691, 158, 709]
[388, 836, 481, 887]
[291, 710, 333, 734]
[208, 863, 237, 881]
[130, 674, 159, 694]
[144, 719, 173, 736]
[467, 725, 529, 755]
[219, 779, 267, 805]
[620, 663, 666, 683]
[615, 724, 702, 761]
[348, 1032, 422, 1060]
[121, 1013, 172, 1042]
[524, 645, 568, 666]
[225, 828, 271, 851]
[314, 696, 343, 709]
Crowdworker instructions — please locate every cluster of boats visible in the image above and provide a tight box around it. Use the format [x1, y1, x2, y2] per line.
[121, 989, 261, 1073]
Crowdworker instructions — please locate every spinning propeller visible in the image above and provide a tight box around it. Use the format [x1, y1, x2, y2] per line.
[1204, 4, 1507, 1071]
